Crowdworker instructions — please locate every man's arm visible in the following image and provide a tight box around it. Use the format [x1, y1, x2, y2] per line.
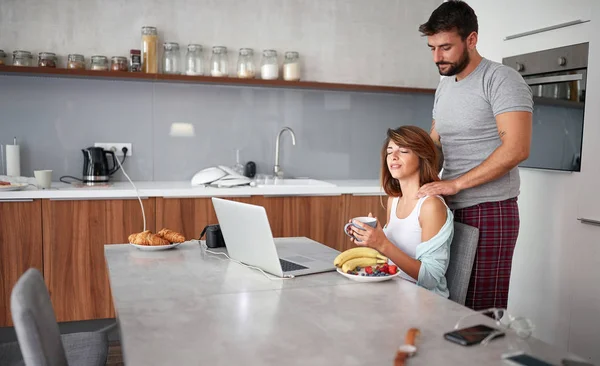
[418, 111, 532, 197]
[455, 111, 531, 191]
[430, 120, 444, 173]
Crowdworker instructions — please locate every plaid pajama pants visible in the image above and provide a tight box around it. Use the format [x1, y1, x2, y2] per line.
[452, 197, 520, 311]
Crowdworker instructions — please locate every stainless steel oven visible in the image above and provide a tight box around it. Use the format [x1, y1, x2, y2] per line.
[503, 42, 588, 172]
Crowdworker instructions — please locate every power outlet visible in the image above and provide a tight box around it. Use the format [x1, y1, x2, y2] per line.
[94, 143, 133, 156]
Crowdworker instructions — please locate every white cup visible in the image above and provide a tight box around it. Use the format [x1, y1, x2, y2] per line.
[34, 170, 52, 189]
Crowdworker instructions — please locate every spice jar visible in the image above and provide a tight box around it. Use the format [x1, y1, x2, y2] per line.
[283, 52, 301, 81]
[260, 50, 279, 80]
[111, 56, 128, 72]
[0, 50, 6, 66]
[237, 48, 255, 78]
[12, 50, 33, 66]
[130, 49, 141, 72]
[210, 46, 228, 77]
[90, 55, 108, 71]
[141, 26, 158, 73]
[162, 42, 181, 74]
[67, 54, 85, 69]
[38, 52, 57, 68]
[185, 44, 203, 76]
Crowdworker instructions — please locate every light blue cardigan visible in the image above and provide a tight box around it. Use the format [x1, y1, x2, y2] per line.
[414, 206, 454, 297]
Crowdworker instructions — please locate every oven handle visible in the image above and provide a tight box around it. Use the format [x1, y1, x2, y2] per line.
[526, 74, 583, 85]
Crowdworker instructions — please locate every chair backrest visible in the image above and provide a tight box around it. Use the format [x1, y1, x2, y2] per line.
[11, 268, 68, 366]
[446, 222, 479, 305]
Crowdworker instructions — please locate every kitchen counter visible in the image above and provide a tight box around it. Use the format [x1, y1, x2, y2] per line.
[0, 180, 385, 200]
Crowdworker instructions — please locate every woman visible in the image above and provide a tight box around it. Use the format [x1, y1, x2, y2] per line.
[348, 126, 454, 297]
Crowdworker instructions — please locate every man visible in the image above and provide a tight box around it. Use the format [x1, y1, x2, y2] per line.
[416, 0, 533, 310]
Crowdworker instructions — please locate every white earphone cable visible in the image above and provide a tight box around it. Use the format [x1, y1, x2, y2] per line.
[200, 242, 294, 280]
[114, 150, 146, 232]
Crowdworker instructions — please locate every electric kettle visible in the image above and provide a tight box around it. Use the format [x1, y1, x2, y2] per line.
[82, 147, 119, 185]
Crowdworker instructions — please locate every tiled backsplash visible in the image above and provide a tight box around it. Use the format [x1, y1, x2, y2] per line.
[0, 75, 434, 181]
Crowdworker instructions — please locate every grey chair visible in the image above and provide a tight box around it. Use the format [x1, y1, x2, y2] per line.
[446, 221, 479, 305]
[9, 268, 109, 366]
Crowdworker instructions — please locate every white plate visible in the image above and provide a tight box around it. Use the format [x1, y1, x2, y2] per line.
[0, 183, 29, 191]
[336, 267, 401, 283]
[129, 241, 184, 251]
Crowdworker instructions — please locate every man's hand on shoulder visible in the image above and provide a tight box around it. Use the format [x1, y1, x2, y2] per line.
[417, 180, 461, 198]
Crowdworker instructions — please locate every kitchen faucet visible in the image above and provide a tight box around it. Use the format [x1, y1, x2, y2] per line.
[274, 127, 296, 178]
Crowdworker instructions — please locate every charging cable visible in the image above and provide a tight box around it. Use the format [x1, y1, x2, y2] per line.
[199, 241, 295, 280]
[115, 147, 146, 232]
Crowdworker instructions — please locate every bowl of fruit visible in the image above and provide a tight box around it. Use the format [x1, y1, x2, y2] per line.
[333, 247, 401, 283]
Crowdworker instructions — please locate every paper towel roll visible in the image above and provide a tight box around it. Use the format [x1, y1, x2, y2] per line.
[6, 144, 20, 177]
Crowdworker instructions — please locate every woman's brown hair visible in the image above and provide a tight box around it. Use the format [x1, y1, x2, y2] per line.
[381, 126, 440, 197]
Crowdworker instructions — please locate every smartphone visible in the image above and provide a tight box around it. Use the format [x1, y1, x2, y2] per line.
[502, 352, 555, 366]
[443, 324, 505, 346]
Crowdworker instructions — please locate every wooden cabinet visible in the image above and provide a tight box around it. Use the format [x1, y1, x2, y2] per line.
[0, 200, 43, 327]
[156, 195, 386, 252]
[42, 198, 155, 322]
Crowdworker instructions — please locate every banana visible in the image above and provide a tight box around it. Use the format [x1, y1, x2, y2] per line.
[333, 247, 387, 267]
[341, 257, 387, 273]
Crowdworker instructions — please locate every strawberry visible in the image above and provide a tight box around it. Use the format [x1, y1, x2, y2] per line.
[365, 266, 373, 275]
[388, 265, 398, 275]
[381, 264, 389, 274]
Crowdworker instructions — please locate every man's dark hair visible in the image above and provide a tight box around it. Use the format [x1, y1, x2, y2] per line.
[418, 0, 478, 40]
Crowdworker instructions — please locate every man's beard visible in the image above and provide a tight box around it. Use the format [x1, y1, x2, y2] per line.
[436, 48, 470, 76]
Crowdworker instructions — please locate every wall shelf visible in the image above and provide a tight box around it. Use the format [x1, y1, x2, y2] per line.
[0, 65, 436, 95]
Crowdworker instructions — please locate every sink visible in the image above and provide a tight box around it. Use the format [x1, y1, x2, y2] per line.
[257, 178, 336, 188]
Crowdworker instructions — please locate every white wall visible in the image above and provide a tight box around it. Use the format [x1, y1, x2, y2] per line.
[467, 0, 599, 362]
[0, 0, 440, 88]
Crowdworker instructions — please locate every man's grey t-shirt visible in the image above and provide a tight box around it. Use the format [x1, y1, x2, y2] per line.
[433, 58, 533, 210]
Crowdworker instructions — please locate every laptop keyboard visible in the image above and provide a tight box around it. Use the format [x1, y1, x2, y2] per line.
[279, 258, 308, 272]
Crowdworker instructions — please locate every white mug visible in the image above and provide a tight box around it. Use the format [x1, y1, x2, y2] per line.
[34, 170, 52, 189]
[343, 216, 377, 242]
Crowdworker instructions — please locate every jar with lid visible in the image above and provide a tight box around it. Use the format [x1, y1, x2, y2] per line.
[67, 54, 85, 70]
[90, 55, 108, 71]
[210, 46, 228, 77]
[185, 44, 203, 76]
[12, 50, 33, 66]
[237, 48, 255, 78]
[141, 26, 158, 73]
[162, 42, 181, 74]
[38, 52, 57, 68]
[111, 56, 129, 72]
[283, 52, 301, 81]
[260, 50, 279, 80]
[0, 50, 6, 66]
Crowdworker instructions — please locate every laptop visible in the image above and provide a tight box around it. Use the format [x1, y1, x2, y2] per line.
[211, 197, 338, 277]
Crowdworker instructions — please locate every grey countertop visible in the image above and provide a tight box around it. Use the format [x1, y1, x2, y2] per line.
[105, 240, 583, 365]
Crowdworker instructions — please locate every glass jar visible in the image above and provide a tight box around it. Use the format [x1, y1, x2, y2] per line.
[162, 42, 181, 74]
[283, 51, 301, 81]
[185, 44, 203, 76]
[90, 55, 108, 71]
[210, 46, 228, 77]
[38, 52, 57, 68]
[141, 26, 158, 73]
[12, 50, 33, 67]
[237, 48, 255, 79]
[111, 56, 129, 72]
[260, 50, 279, 80]
[67, 54, 85, 69]
[0, 50, 6, 66]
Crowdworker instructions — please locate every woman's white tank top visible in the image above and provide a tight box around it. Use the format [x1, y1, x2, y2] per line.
[383, 195, 444, 281]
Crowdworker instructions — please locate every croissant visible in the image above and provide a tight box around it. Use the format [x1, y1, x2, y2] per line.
[129, 230, 151, 245]
[146, 232, 170, 246]
[157, 228, 186, 243]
